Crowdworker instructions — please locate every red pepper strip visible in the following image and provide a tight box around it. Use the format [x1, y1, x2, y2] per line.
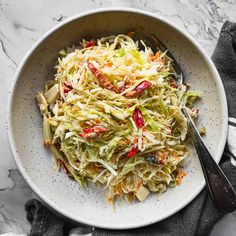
[64, 81, 73, 89]
[87, 62, 117, 92]
[125, 80, 152, 98]
[75, 160, 80, 165]
[93, 126, 107, 133]
[132, 108, 145, 128]
[63, 82, 73, 96]
[82, 127, 95, 133]
[118, 88, 125, 93]
[118, 85, 127, 94]
[58, 159, 68, 174]
[127, 143, 138, 157]
[135, 81, 152, 94]
[85, 40, 94, 48]
[64, 86, 71, 96]
[171, 81, 177, 88]
[83, 125, 107, 134]
[80, 126, 107, 139]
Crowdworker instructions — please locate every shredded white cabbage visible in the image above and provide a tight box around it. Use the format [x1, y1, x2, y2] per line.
[36, 34, 201, 206]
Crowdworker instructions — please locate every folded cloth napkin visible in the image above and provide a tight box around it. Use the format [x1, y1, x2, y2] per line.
[25, 21, 236, 236]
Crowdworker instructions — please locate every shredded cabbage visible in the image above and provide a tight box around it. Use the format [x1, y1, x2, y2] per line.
[36, 34, 201, 206]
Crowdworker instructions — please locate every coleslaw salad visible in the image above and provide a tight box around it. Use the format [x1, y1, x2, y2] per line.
[36, 34, 201, 206]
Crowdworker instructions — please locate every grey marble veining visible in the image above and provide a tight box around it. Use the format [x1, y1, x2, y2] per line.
[0, 170, 34, 234]
[0, 0, 236, 235]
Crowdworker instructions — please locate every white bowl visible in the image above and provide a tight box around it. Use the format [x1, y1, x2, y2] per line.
[8, 8, 228, 229]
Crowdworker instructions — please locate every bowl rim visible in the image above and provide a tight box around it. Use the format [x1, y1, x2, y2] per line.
[7, 7, 228, 229]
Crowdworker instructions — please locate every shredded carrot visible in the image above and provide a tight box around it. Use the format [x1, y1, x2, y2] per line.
[130, 181, 134, 189]
[158, 150, 168, 164]
[43, 139, 51, 147]
[176, 171, 187, 185]
[115, 183, 123, 197]
[154, 51, 161, 59]
[150, 51, 161, 61]
[107, 61, 113, 67]
[136, 180, 142, 192]
[107, 196, 114, 204]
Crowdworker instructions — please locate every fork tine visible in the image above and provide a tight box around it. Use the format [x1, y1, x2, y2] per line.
[148, 34, 184, 85]
[133, 30, 184, 85]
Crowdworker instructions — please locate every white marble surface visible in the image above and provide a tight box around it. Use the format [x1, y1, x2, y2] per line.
[0, 0, 236, 235]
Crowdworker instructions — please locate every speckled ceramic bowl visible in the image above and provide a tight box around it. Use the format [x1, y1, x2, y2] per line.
[8, 8, 228, 229]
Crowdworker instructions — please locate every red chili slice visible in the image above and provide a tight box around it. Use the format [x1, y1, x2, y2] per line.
[93, 126, 107, 133]
[75, 160, 80, 165]
[135, 81, 152, 94]
[132, 108, 145, 128]
[127, 143, 138, 157]
[63, 81, 73, 96]
[85, 40, 94, 48]
[87, 62, 117, 92]
[118, 87, 125, 93]
[171, 81, 177, 88]
[64, 90, 70, 96]
[83, 125, 107, 134]
[125, 80, 152, 98]
[64, 86, 71, 95]
[80, 126, 107, 139]
[83, 127, 95, 133]
[64, 81, 73, 89]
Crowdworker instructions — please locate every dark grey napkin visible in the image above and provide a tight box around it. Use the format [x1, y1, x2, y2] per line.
[25, 200, 64, 236]
[25, 21, 236, 236]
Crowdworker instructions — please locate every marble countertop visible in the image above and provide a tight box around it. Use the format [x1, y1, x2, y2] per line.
[1, 0, 236, 235]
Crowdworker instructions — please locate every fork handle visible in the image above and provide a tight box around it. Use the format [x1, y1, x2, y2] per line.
[182, 108, 236, 212]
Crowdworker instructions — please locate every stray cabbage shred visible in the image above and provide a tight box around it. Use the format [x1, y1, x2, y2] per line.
[35, 34, 201, 206]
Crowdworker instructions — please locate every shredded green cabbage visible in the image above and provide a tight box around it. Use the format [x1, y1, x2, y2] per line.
[36, 34, 201, 206]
